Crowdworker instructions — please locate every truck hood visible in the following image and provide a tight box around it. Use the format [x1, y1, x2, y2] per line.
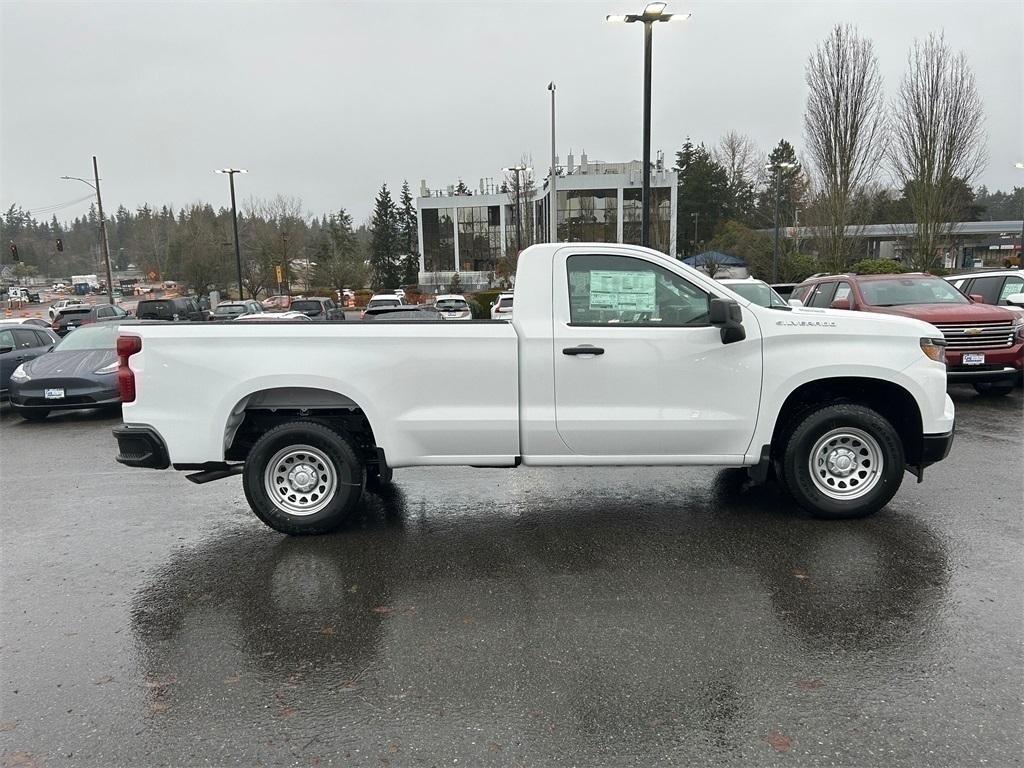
[767, 305, 939, 338]
[866, 302, 1016, 323]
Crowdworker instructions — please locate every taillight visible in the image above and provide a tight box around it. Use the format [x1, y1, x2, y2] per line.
[117, 335, 142, 403]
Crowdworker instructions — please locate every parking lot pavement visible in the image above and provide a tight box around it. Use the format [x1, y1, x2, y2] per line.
[1, 388, 1021, 767]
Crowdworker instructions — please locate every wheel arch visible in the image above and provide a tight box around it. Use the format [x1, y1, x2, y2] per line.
[223, 385, 381, 465]
[770, 376, 925, 466]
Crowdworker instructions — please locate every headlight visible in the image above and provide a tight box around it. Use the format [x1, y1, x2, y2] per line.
[1014, 316, 1023, 342]
[93, 360, 119, 375]
[920, 337, 947, 364]
[10, 364, 30, 383]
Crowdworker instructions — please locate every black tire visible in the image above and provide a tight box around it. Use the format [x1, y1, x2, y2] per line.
[17, 408, 49, 422]
[781, 404, 904, 520]
[972, 381, 1015, 397]
[365, 463, 393, 492]
[242, 421, 364, 535]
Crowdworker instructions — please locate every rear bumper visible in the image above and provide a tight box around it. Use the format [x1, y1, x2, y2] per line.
[113, 425, 170, 469]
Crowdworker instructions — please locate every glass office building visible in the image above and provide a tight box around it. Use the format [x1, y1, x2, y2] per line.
[417, 163, 677, 291]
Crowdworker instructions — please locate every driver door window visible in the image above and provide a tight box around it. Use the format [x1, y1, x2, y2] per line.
[567, 254, 709, 327]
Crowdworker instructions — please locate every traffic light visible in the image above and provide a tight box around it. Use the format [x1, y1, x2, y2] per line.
[8, 241, 18, 262]
[56, 237, 64, 252]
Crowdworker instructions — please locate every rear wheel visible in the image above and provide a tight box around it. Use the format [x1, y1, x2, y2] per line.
[972, 381, 1015, 397]
[781, 404, 904, 520]
[17, 408, 49, 422]
[243, 421, 364, 535]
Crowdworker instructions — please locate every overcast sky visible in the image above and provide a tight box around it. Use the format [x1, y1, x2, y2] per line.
[2, 0, 1021, 224]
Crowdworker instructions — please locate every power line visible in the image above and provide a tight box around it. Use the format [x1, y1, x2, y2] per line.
[12, 193, 96, 216]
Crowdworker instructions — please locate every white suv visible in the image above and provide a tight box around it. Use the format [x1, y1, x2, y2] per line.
[946, 270, 1024, 314]
[490, 292, 513, 320]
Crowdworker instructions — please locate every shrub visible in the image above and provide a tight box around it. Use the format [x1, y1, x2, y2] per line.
[469, 290, 502, 319]
[850, 258, 906, 275]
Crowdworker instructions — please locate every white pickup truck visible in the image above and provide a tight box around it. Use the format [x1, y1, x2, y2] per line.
[113, 243, 955, 534]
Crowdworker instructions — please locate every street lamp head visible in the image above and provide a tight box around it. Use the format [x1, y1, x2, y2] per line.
[664, 12, 691, 21]
[644, 2, 666, 15]
[215, 168, 248, 174]
[605, 14, 628, 22]
[1015, 162, 1024, 169]
[548, 81, 556, 91]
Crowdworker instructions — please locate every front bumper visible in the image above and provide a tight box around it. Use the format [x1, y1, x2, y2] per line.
[113, 425, 170, 469]
[946, 366, 1019, 383]
[946, 343, 1023, 384]
[920, 428, 954, 467]
[10, 377, 120, 410]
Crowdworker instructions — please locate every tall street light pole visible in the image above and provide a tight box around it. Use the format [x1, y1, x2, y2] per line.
[503, 165, 527, 253]
[607, 3, 690, 249]
[767, 161, 796, 283]
[60, 156, 115, 305]
[1015, 163, 1024, 264]
[216, 168, 247, 298]
[548, 82, 558, 244]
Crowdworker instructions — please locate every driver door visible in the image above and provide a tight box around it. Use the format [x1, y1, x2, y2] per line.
[552, 251, 762, 458]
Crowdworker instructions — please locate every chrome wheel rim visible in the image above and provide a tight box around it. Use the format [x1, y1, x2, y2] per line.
[264, 444, 337, 516]
[808, 427, 883, 501]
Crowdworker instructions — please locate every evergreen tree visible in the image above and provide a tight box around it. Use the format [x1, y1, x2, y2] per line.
[674, 139, 731, 257]
[369, 183, 401, 290]
[454, 179, 472, 196]
[756, 140, 807, 230]
[397, 180, 420, 286]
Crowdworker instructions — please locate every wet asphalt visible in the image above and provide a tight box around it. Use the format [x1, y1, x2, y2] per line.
[0, 388, 1021, 767]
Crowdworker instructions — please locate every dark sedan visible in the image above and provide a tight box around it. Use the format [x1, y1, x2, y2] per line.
[1, 324, 60, 400]
[8, 321, 131, 421]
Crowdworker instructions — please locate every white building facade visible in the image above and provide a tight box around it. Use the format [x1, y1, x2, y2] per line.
[416, 157, 678, 291]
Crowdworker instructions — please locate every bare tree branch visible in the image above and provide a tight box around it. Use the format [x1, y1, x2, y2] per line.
[803, 24, 887, 272]
[889, 32, 987, 271]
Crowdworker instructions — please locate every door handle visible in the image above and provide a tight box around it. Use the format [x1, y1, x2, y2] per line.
[562, 345, 605, 356]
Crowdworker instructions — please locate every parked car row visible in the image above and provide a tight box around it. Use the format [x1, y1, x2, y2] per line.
[786, 272, 1023, 395]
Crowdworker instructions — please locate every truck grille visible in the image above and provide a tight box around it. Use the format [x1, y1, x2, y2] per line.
[933, 321, 1016, 350]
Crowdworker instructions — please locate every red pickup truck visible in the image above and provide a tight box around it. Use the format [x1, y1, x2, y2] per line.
[793, 273, 1023, 396]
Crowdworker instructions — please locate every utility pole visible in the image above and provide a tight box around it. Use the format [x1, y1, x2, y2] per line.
[216, 168, 247, 299]
[92, 157, 115, 304]
[61, 159, 114, 305]
[548, 82, 558, 243]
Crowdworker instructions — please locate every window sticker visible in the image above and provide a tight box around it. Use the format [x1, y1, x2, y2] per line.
[588, 270, 656, 312]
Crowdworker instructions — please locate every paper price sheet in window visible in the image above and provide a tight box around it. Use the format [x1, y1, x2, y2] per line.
[587, 270, 656, 312]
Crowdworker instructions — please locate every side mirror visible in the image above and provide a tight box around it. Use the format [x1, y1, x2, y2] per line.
[968, 293, 986, 304]
[1004, 293, 1024, 308]
[788, 298, 803, 308]
[709, 297, 746, 344]
[830, 298, 851, 310]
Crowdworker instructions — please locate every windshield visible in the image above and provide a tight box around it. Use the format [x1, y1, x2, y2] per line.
[213, 304, 246, 317]
[368, 299, 400, 308]
[290, 300, 323, 313]
[860, 277, 969, 306]
[54, 322, 120, 351]
[727, 282, 787, 308]
[435, 299, 468, 311]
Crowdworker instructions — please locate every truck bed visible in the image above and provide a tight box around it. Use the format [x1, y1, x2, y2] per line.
[120, 320, 521, 467]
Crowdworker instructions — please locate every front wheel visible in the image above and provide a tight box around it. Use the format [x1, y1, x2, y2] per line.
[243, 421, 364, 535]
[781, 404, 905, 520]
[972, 381, 1014, 397]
